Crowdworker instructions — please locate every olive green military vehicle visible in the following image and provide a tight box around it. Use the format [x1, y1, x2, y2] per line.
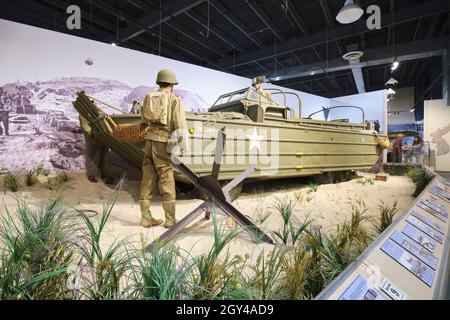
[73, 86, 386, 183]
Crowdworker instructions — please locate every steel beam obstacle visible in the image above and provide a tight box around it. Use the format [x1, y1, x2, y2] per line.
[146, 128, 274, 251]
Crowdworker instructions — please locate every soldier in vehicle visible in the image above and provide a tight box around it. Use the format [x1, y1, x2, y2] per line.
[139, 69, 187, 228]
[252, 75, 273, 101]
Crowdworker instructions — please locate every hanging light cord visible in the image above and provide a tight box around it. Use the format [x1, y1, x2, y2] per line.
[159, 0, 162, 55]
[206, 0, 210, 38]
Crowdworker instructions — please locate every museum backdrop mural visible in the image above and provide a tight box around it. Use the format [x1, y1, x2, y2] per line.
[0, 19, 386, 174]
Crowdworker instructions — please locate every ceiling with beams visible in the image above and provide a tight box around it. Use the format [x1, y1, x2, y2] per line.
[0, 0, 448, 104]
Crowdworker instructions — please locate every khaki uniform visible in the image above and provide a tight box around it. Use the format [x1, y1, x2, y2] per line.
[80, 116, 108, 177]
[139, 89, 187, 227]
[258, 89, 273, 101]
[0, 104, 11, 136]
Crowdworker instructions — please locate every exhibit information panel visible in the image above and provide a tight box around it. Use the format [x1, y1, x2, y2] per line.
[317, 170, 450, 300]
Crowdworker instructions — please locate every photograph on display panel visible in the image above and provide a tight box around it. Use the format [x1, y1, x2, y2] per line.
[402, 223, 438, 253]
[411, 210, 446, 235]
[406, 215, 444, 244]
[389, 230, 438, 270]
[416, 201, 448, 223]
[338, 275, 387, 300]
[380, 239, 435, 287]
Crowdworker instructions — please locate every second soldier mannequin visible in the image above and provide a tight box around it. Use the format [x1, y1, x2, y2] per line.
[252, 75, 273, 101]
[139, 69, 187, 228]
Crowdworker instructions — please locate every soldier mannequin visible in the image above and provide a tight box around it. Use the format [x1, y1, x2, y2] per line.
[139, 69, 187, 228]
[80, 115, 109, 183]
[252, 75, 273, 101]
[0, 97, 11, 136]
[0, 91, 4, 135]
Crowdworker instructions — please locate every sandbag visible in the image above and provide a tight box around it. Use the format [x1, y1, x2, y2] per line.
[376, 136, 390, 149]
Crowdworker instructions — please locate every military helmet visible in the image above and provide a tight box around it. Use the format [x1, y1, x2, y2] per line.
[156, 69, 179, 85]
[252, 75, 267, 86]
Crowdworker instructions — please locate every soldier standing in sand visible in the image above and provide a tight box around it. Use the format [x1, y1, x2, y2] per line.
[0, 89, 4, 135]
[79, 114, 109, 183]
[139, 69, 187, 229]
[0, 96, 11, 136]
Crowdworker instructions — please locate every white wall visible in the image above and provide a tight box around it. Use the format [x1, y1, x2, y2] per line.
[330, 90, 388, 133]
[267, 83, 331, 119]
[387, 87, 415, 126]
[0, 19, 251, 106]
[0, 18, 338, 173]
[424, 99, 450, 172]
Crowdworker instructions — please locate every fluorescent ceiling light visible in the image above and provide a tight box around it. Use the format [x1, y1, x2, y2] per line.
[387, 88, 396, 95]
[336, 0, 364, 24]
[387, 88, 395, 96]
[391, 60, 399, 71]
[385, 77, 398, 86]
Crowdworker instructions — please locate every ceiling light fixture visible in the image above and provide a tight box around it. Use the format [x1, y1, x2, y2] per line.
[387, 88, 396, 95]
[336, 0, 364, 24]
[391, 59, 399, 71]
[385, 77, 398, 87]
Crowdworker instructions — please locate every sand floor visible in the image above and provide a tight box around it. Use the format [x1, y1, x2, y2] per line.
[0, 172, 415, 263]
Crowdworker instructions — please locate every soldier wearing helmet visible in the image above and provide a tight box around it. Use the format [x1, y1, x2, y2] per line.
[252, 75, 273, 101]
[0, 96, 11, 136]
[139, 69, 187, 228]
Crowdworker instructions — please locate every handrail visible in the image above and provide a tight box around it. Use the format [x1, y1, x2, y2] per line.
[260, 89, 301, 118]
[307, 106, 365, 123]
[265, 88, 286, 105]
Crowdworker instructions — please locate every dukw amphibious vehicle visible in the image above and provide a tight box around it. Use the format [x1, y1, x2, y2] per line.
[73, 86, 386, 183]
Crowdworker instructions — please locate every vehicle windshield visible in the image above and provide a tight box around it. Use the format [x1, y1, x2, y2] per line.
[212, 87, 272, 107]
[246, 86, 272, 103]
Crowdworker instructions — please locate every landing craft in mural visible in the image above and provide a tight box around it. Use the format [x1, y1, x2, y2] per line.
[430, 123, 450, 156]
[0, 77, 212, 173]
[121, 86, 209, 113]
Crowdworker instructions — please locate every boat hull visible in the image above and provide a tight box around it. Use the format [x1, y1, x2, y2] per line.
[108, 114, 382, 183]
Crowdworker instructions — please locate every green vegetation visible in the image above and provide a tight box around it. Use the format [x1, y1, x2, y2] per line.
[0, 188, 389, 300]
[356, 177, 374, 186]
[75, 192, 129, 299]
[25, 170, 37, 187]
[408, 167, 434, 197]
[24, 165, 44, 187]
[58, 172, 70, 183]
[307, 183, 318, 193]
[373, 201, 398, 233]
[0, 199, 76, 299]
[3, 171, 20, 192]
[272, 197, 310, 246]
[252, 185, 264, 197]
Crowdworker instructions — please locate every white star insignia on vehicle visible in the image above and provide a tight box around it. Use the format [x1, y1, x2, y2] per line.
[247, 127, 264, 152]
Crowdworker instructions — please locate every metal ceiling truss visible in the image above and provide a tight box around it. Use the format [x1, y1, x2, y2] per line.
[218, 0, 449, 69]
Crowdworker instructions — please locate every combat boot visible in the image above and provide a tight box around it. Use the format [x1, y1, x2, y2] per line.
[139, 200, 163, 228]
[162, 200, 177, 228]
